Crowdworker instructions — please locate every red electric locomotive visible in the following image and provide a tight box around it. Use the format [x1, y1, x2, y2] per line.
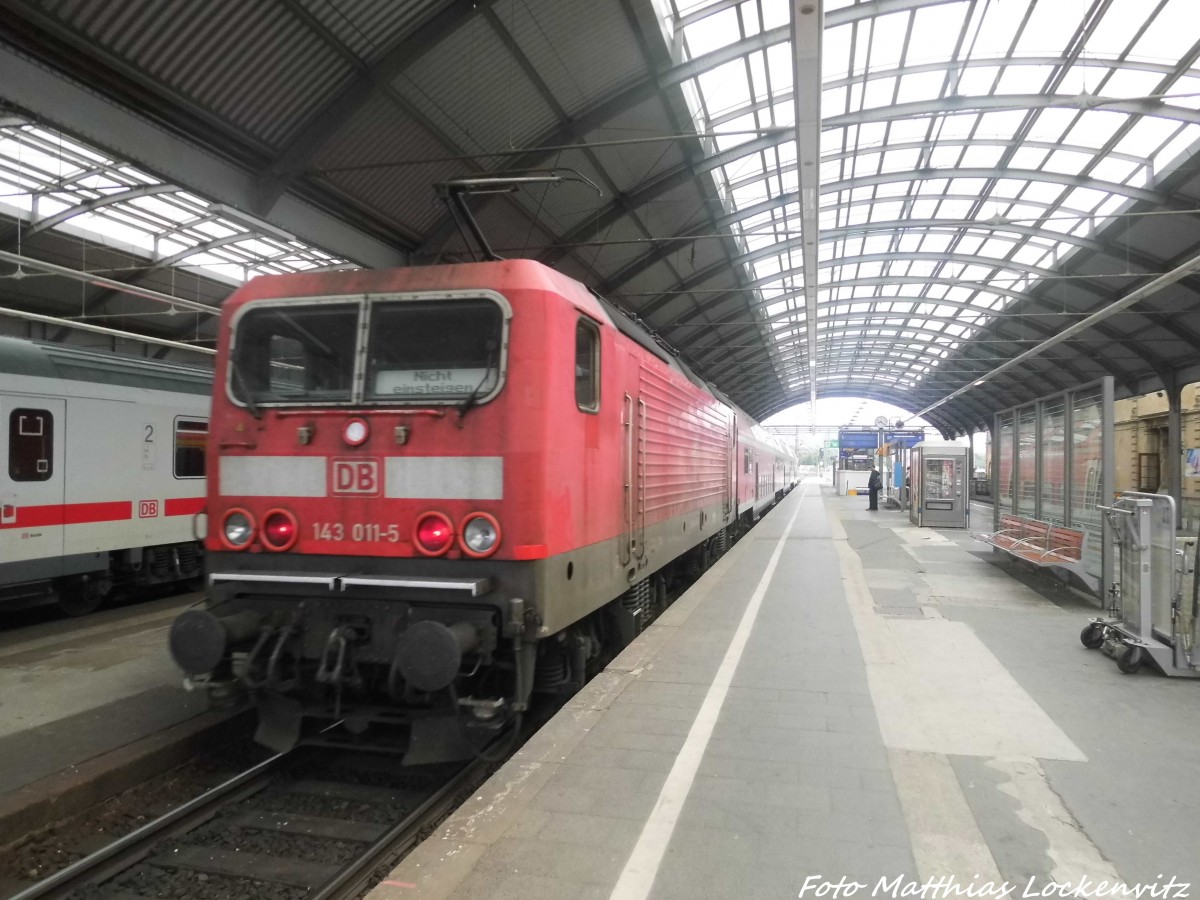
[169, 256, 794, 760]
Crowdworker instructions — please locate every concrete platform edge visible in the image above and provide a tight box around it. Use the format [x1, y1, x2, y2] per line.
[0, 705, 252, 850]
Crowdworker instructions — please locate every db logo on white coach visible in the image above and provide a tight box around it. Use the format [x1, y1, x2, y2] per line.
[331, 458, 381, 496]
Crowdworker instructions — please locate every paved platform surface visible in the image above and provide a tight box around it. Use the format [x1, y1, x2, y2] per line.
[0, 594, 207, 800]
[366, 479, 1200, 900]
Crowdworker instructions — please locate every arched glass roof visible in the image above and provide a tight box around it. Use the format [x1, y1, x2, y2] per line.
[2, 0, 1200, 431]
[661, 0, 1200, 418]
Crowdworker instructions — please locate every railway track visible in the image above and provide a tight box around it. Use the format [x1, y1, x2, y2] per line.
[10, 746, 490, 900]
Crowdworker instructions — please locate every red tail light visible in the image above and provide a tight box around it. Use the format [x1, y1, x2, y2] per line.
[262, 508, 299, 551]
[414, 512, 454, 556]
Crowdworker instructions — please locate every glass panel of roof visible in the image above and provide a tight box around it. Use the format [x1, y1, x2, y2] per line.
[956, 65, 1003, 97]
[1084, 0, 1150, 56]
[1131, 1, 1197, 63]
[1015, 4, 1081, 55]
[1154, 128, 1200, 172]
[1102, 68, 1171, 99]
[681, 6, 739, 57]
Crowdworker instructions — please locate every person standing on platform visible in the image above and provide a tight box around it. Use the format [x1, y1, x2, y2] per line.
[867, 466, 882, 511]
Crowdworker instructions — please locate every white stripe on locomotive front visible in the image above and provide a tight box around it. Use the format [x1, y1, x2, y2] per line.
[219, 455, 504, 499]
[384, 456, 502, 500]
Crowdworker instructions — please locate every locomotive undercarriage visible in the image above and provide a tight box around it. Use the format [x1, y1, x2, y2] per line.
[174, 515, 739, 763]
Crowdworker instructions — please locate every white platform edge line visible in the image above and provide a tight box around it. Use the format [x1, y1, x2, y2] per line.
[608, 485, 809, 900]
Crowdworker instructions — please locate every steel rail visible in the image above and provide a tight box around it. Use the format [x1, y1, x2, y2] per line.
[309, 757, 490, 900]
[8, 751, 290, 900]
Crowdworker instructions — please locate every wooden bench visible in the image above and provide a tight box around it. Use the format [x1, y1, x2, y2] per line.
[978, 515, 1086, 566]
[975, 514, 1095, 593]
[1042, 525, 1084, 563]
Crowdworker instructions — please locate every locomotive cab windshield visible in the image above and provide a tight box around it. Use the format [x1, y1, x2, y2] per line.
[229, 294, 508, 408]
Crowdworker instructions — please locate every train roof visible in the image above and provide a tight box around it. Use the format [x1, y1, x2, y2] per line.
[0, 336, 211, 395]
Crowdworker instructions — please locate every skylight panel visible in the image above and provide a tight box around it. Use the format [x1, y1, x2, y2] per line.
[930, 112, 980, 142]
[853, 121, 888, 149]
[1090, 194, 1126, 220]
[851, 152, 881, 177]
[944, 177, 989, 197]
[877, 145, 922, 173]
[954, 65, 1002, 97]
[747, 50, 770, 103]
[1089, 156, 1142, 185]
[823, 22, 852, 80]
[868, 200, 904, 223]
[1009, 146, 1050, 171]
[1152, 127, 1200, 174]
[1041, 148, 1095, 176]
[844, 203, 871, 227]
[130, 195, 195, 223]
[959, 144, 1006, 169]
[1131, 1, 1197, 64]
[823, 85, 849, 114]
[997, 64, 1055, 96]
[885, 116, 933, 144]
[908, 199, 941, 220]
[698, 62, 754, 119]
[1101, 68, 1169, 101]
[860, 234, 894, 255]
[765, 41, 793, 94]
[1061, 186, 1110, 214]
[861, 76, 898, 110]
[928, 144, 965, 169]
[952, 235, 983, 255]
[931, 200, 979, 220]
[1015, 5, 1081, 56]
[76, 214, 152, 250]
[977, 237, 1016, 260]
[1083, 0, 1144, 57]
[682, 6, 740, 58]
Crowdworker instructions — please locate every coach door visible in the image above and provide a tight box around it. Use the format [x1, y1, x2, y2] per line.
[0, 397, 66, 564]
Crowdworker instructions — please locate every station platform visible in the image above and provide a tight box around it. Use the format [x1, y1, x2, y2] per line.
[367, 478, 1200, 900]
[0, 594, 216, 844]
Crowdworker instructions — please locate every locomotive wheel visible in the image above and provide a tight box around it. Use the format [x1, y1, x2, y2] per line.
[1079, 623, 1105, 650]
[1115, 644, 1144, 675]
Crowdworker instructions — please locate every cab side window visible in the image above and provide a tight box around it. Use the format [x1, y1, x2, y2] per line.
[9, 409, 53, 481]
[575, 319, 600, 412]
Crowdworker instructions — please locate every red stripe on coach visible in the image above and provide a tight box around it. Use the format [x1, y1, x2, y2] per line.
[0, 501, 132, 528]
[164, 497, 206, 516]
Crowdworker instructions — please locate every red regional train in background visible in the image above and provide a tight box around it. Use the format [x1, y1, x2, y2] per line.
[170, 256, 796, 761]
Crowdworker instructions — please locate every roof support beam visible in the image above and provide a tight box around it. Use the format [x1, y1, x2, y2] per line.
[914, 246, 1200, 421]
[792, 0, 822, 408]
[0, 44, 405, 268]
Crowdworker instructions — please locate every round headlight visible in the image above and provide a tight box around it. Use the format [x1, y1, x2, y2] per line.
[343, 418, 369, 446]
[460, 514, 501, 557]
[222, 509, 255, 549]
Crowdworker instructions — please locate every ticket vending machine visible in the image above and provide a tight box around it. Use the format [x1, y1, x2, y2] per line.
[908, 441, 970, 528]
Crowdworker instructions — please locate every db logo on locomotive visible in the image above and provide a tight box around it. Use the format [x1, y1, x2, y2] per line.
[330, 458, 381, 497]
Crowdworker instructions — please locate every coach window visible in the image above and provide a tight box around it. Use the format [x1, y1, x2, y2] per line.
[174, 418, 208, 478]
[9, 409, 52, 481]
[575, 319, 600, 412]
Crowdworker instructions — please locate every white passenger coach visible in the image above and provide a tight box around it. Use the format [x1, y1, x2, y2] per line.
[0, 336, 209, 615]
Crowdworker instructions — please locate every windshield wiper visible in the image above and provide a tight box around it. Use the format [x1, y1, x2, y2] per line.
[456, 341, 498, 425]
[230, 358, 263, 419]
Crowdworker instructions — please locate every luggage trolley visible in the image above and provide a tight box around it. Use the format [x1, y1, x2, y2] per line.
[1079, 492, 1199, 676]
